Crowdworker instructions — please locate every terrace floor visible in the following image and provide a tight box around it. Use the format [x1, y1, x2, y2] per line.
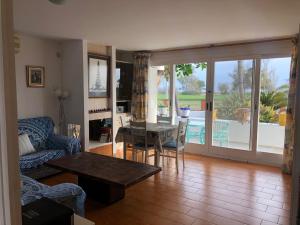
[42, 148, 291, 225]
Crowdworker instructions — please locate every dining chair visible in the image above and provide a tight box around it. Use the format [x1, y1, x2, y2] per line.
[120, 115, 131, 127]
[129, 121, 156, 163]
[157, 116, 172, 125]
[161, 120, 188, 173]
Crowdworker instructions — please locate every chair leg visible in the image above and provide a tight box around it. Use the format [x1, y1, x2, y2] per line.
[145, 149, 148, 164]
[176, 150, 179, 173]
[132, 149, 137, 161]
[182, 149, 185, 169]
[162, 149, 165, 167]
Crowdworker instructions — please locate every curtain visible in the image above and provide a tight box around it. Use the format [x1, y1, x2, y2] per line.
[283, 38, 299, 174]
[131, 52, 151, 121]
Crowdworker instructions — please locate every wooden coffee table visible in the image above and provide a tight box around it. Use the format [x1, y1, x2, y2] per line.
[46, 152, 161, 204]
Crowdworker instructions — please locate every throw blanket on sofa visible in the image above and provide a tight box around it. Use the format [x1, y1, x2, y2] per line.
[21, 175, 86, 216]
[18, 117, 81, 170]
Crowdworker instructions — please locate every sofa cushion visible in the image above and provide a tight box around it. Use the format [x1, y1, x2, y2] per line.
[20, 150, 66, 170]
[19, 134, 36, 156]
[18, 117, 54, 151]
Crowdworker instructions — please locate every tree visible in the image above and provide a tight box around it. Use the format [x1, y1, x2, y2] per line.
[218, 83, 229, 94]
[177, 75, 205, 94]
[260, 61, 278, 92]
[165, 63, 207, 115]
[229, 61, 252, 101]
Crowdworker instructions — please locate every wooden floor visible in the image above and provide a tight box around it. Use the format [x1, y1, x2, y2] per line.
[42, 148, 291, 225]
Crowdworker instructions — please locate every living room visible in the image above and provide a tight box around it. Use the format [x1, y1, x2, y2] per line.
[1, 1, 300, 225]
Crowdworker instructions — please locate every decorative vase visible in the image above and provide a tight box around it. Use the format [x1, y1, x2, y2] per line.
[179, 107, 191, 118]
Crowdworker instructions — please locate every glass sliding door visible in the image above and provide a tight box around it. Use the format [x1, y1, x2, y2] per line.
[257, 57, 291, 154]
[212, 60, 254, 150]
[175, 63, 207, 145]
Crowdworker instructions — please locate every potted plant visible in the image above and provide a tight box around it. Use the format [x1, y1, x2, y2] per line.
[179, 106, 191, 118]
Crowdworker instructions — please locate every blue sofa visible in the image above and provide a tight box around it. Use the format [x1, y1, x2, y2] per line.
[21, 175, 86, 216]
[18, 117, 81, 170]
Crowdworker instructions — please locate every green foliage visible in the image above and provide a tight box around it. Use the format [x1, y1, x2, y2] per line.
[260, 91, 287, 110]
[175, 63, 207, 77]
[215, 92, 251, 120]
[259, 105, 278, 123]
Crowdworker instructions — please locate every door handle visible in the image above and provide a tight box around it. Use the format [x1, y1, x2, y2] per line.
[206, 102, 209, 111]
[210, 102, 213, 111]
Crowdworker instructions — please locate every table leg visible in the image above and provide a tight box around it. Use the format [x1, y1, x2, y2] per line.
[155, 138, 163, 167]
[78, 176, 125, 204]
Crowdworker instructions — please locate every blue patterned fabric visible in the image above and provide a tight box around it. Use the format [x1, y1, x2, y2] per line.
[20, 150, 66, 170]
[47, 135, 81, 155]
[21, 175, 86, 216]
[18, 117, 81, 170]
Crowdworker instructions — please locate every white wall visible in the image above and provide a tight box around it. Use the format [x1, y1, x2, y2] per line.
[61, 40, 89, 150]
[147, 67, 158, 123]
[14, 34, 61, 124]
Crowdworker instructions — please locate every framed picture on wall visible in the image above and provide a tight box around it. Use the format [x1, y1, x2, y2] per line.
[88, 54, 110, 98]
[26, 65, 45, 88]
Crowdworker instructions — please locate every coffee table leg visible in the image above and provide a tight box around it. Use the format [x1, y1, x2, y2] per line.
[78, 176, 125, 204]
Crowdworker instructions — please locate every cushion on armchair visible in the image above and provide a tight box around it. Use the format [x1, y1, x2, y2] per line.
[21, 175, 86, 216]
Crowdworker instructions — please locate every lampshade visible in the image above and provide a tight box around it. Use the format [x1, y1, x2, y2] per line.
[54, 88, 62, 97]
[62, 91, 69, 98]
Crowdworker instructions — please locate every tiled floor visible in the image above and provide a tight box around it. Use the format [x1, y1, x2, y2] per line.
[43, 150, 291, 225]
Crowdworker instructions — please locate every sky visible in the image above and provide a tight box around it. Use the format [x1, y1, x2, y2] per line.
[158, 57, 291, 94]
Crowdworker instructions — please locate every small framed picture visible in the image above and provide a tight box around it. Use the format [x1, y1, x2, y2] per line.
[26, 65, 45, 88]
[88, 54, 110, 98]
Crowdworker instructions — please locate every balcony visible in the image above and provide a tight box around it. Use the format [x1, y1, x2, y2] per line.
[183, 111, 284, 154]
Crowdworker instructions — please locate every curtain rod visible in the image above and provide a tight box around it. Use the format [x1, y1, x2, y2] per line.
[150, 35, 297, 53]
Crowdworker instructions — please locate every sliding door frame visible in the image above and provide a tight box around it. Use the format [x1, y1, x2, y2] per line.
[178, 53, 291, 166]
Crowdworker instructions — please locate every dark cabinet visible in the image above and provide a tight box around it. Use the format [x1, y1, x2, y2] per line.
[116, 62, 133, 101]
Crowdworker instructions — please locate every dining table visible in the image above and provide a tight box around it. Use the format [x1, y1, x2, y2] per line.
[115, 123, 178, 167]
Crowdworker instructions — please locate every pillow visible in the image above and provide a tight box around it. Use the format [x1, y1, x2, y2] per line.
[18, 134, 36, 156]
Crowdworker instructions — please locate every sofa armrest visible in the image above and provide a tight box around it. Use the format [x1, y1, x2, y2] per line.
[47, 135, 81, 154]
[42, 183, 86, 216]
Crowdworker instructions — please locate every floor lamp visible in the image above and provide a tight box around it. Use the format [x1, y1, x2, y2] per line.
[54, 88, 69, 135]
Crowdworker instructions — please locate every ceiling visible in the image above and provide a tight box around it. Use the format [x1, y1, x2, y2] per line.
[13, 0, 300, 51]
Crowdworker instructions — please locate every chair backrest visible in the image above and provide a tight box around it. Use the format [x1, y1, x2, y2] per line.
[177, 120, 188, 147]
[120, 115, 131, 127]
[18, 117, 55, 150]
[157, 116, 172, 125]
[129, 121, 148, 147]
[213, 120, 229, 133]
